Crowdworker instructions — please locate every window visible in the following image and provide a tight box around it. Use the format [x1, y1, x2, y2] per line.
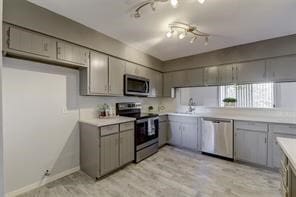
[219, 83, 275, 108]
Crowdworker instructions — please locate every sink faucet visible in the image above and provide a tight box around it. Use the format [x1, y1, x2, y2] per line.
[188, 98, 196, 112]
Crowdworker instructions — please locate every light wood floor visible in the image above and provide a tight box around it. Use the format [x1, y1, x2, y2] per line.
[19, 146, 281, 197]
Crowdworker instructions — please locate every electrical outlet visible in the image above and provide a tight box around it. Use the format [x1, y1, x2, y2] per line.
[44, 170, 51, 176]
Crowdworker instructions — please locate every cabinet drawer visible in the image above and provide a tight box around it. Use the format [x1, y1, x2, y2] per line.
[270, 124, 296, 134]
[120, 122, 134, 131]
[100, 125, 119, 136]
[168, 115, 198, 124]
[159, 115, 168, 122]
[235, 121, 268, 132]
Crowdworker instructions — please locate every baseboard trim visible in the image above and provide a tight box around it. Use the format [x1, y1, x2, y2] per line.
[5, 166, 80, 197]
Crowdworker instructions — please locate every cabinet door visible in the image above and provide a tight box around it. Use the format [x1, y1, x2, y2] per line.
[100, 134, 119, 176]
[266, 55, 296, 82]
[185, 68, 203, 87]
[204, 66, 219, 86]
[168, 122, 182, 146]
[119, 130, 134, 166]
[163, 72, 174, 97]
[182, 123, 198, 151]
[219, 64, 234, 85]
[126, 62, 140, 76]
[109, 57, 125, 96]
[57, 41, 88, 66]
[159, 122, 168, 147]
[89, 51, 109, 94]
[8, 26, 55, 58]
[235, 129, 267, 166]
[148, 70, 163, 97]
[269, 133, 296, 169]
[236, 60, 266, 84]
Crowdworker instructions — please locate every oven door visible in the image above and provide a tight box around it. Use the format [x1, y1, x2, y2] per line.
[124, 74, 149, 96]
[135, 117, 159, 149]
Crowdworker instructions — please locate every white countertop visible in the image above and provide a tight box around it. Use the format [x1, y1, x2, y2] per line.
[159, 112, 296, 124]
[277, 137, 296, 171]
[79, 116, 136, 127]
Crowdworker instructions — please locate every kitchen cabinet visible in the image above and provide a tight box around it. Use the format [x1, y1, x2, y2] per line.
[167, 115, 199, 151]
[185, 68, 203, 87]
[163, 72, 174, 97]
[268, 124, 296, 169]
[159, 115, 168, 147]
[204, 66, 219, 86]
[108, 57, 125, 96]
[80, 121, 135, 179]
[266, 55, 296, 82]
[182, 123, 198, 150]
[234, 121, 268, 166]
[89, 51, 109, 95]
[218, 64, 235, 85]
[148, 69, 163, 97]
[126, 62, 143, 76]
[57, 41, 89, 67]
[100, 133, 120, 175]
[168, 121, 182, 147]
[6, 26, 56, 59]
[119, 129, 134, 166]
[236, 60, 266, 84]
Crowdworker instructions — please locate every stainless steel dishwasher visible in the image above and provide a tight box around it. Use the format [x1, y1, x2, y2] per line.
[201, 118, 234, 159]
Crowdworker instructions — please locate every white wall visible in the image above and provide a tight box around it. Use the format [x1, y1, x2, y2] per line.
[2, 57, 162, 194]
[0, 0, 5, 195]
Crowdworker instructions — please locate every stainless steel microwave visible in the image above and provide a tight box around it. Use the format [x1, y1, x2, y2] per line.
[124, 74, 150, 96]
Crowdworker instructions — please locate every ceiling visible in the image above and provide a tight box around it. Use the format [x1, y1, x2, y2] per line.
[28, 0, 296, 61]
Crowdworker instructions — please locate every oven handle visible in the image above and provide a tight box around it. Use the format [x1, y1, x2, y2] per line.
[136, 117, 159, 124]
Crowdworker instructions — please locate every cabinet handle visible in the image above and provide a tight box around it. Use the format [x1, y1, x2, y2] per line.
[109, 85, 111, 92]
[44, 43, 48, 51]
[105, 85, 107, 92]
[57, 47, 61, 55]
[265, 137, 267, 144]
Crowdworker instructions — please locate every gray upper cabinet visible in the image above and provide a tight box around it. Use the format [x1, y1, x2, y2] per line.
[148, 70, 163, 97]
[100, 133, 120, 176]
[57, 41, 89, 67]
[108, 57, 125, 96]
[125, 62, 141, 76]
[185, 68, 203, 87]
[89, 51, 109, 95]
[6, 26, 56, 59]
[266, 55, 296, 82]
[119, 129, 134, 166]
[236, 60, 266, 84]
[163, 72, 174, 97]
[204, 66, 219, 86]
[218, 64, 235, 85]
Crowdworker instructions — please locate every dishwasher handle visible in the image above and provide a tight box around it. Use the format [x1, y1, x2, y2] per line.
[203, 118, 232, 123]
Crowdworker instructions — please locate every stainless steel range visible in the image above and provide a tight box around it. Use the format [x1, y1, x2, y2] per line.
[116, 102, 159, 162]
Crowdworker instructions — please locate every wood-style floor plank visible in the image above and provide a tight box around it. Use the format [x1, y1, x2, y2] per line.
[18, 146, 281, 197]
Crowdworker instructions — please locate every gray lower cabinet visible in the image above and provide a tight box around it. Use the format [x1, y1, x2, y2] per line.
[234, 121, 268, 166]
[119, 129, 135, 166]
[159, 115, 168, 147]
[268, 124, 296, 169]
[167, 115, 199, 151]
[100, 133, 119, 176]
[168, 121, 182, 146]
[80, 121, 135, 179]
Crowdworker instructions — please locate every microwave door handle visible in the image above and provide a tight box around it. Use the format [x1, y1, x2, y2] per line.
[145, 81, 149, 93]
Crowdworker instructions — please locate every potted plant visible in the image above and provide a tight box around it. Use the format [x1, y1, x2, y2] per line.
[223, 97, 237, 107]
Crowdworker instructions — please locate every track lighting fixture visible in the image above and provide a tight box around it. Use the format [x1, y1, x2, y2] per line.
[166, 22, 209, 44]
